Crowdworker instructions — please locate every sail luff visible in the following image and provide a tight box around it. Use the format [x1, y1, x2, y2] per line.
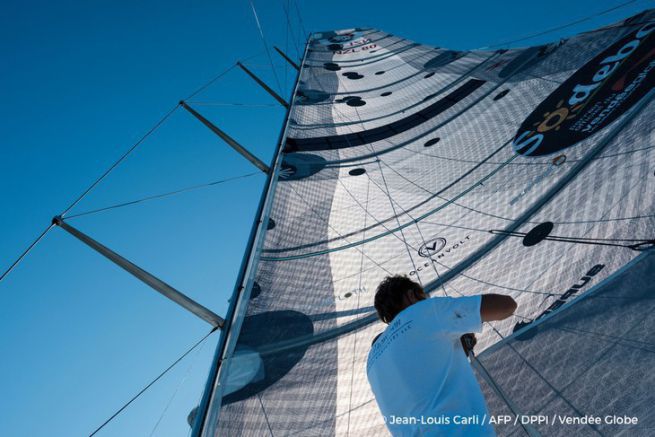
[192, 36, 313, 437]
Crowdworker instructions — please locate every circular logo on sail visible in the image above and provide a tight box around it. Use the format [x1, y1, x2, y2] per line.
[418, 237, 447, 258]
[513, 22, 655, 157]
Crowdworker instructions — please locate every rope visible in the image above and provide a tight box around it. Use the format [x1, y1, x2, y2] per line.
[88, 328, 218, 437]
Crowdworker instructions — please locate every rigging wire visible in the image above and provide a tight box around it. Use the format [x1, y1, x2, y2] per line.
[60, 104, 180, 218]
[88, 328, 218, 437]
[0, 60, 246, 286]
[0, 224, 54, 285]
[183, 62, 241, 101]
[63, 59, 247, 218]
[293, 0, 308, 41]
[283, 0, 290, 96]
[281, 0, 302, 59]
[65, 172, 260, 219]
[482, 0, 642, 49]
[184, 101, 279, 108]
[248, 0, 284, 95]
[148, 331, 212, 437]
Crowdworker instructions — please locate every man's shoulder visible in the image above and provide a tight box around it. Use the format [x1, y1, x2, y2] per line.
[406, 295, 451, 315]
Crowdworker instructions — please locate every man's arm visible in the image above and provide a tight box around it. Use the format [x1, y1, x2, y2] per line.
[480, 294, 517, 322]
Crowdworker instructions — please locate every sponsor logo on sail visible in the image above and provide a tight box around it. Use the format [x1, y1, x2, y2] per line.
[336, 286, 368, 302]
[513, 264, 605, 338]
[317, 286, 369, 307]
[418, 237, 447, 258]
[513, 22, 655, 157]
[410, 236, 471, 276]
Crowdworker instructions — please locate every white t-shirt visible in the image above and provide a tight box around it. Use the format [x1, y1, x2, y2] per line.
[366, 295, 495, 436]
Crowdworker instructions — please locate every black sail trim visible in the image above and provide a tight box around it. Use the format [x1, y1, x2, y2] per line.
[286, 78, 485, 152]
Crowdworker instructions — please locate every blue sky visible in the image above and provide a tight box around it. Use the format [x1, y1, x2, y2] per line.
[1, 0, 652, 435]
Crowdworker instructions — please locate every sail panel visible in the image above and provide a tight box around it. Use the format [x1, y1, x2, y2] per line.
[477, 251, 655, 436]
[205, 10, 655, 436]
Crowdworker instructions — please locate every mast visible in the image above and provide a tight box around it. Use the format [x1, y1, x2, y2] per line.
[191, 35, 311, 437]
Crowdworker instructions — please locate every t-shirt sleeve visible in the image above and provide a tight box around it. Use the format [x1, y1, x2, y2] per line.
[426, 295, 483, 334]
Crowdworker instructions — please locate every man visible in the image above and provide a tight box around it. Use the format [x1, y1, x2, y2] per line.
[366, 275, 517, 436]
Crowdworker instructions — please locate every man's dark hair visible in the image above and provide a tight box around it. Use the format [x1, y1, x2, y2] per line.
[374, 275, 425, 323]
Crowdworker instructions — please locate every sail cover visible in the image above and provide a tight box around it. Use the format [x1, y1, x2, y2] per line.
[201, 9, 655, 436]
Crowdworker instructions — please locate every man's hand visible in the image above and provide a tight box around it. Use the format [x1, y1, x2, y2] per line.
[480, 294, 517, 322]
[460, 333, 477, 356]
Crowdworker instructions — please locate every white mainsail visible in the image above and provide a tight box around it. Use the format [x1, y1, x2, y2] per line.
[197, 10, 655, 436]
